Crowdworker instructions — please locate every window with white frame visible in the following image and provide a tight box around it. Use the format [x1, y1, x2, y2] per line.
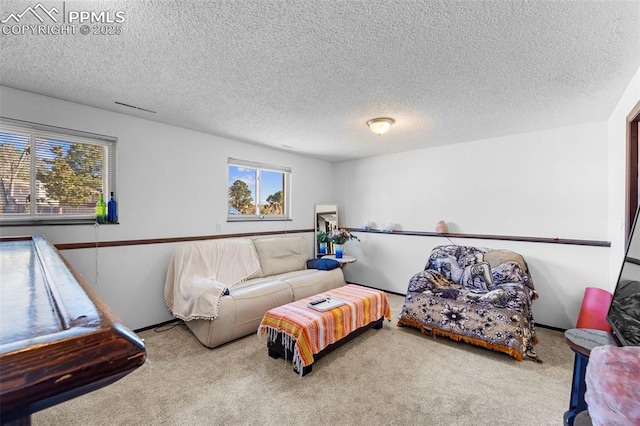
[227, 158, 291, 220]
[0, 117, 117, 223]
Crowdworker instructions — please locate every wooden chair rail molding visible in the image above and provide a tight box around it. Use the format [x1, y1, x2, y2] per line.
[346, 228, 611, 247]
[54, 228, 315, 250]
[52, 227, 609, 251]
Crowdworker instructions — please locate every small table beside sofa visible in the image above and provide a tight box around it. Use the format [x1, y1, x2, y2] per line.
[321, 254, 356, 267]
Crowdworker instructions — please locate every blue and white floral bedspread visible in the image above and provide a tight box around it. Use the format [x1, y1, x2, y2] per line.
[398, 245, 539, 361]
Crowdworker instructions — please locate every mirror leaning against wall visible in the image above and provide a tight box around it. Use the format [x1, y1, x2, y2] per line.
[315, 204, 338, 258]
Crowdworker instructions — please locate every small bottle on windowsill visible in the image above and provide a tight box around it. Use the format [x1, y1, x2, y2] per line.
[96, 192, 106, 224]
[107, 192, 118, 223]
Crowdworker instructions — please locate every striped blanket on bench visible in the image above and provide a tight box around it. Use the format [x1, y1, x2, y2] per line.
[258, 284, 391, 373]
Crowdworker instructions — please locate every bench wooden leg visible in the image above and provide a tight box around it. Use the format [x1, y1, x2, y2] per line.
[294, 363, 313, 376]
[267, 316, 385, 376]
[268, 347, 281, 359]
[373, 318, 383, 330]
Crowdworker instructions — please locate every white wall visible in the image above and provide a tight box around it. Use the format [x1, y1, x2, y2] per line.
[3, 69, 638, 331]
[334, 123, 608, 239]
[607, 65, 640, 284]
[341, 233, 609, 330]
[0, 86, 333, 329]
[333, 122, 611, 329]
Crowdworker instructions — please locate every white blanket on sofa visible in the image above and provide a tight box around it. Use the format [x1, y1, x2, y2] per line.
[164, 238, 261, 320]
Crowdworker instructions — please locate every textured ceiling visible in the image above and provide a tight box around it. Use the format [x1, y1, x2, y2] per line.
[1, 0, 639, 162]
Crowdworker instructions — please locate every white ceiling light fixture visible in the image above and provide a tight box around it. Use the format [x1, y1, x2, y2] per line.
[367, 117, 395, 135]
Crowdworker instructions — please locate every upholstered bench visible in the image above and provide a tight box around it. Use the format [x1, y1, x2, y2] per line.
[258, 284, 391, 375]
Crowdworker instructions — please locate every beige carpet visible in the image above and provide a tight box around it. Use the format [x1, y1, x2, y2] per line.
[33, 293, 575, 426]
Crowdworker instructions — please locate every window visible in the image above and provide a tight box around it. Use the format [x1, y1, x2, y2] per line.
[228, 158, 291, 221]
[0, 117, 117, 223]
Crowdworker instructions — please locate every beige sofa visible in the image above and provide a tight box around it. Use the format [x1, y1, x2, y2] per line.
[164, 236, 346, 348]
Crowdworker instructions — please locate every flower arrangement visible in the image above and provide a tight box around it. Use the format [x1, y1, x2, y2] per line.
[317, 231, 329, 243]
[328, 228, 360, 245]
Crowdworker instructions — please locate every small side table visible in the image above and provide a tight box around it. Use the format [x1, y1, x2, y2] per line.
[321, 254, 356, 268]
[563, 328, 618, 426]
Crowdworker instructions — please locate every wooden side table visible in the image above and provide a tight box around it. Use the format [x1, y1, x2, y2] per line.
[563, 328, 619, 426]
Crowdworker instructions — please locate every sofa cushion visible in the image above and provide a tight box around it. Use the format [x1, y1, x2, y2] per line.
[231, 275, 284, 292]
[229, 279, 294, 330]
[277, 268, 345, 300]
[252, 237, 307, 277]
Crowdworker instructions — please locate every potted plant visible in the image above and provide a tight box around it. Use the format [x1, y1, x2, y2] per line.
[328, 229, 359, 258]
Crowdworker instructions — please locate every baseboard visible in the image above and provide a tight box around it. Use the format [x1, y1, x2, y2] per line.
[535, 323, 566, 332]
[135, 284, 394, 333]
[134, 318, 182, 333]
[346, 281, 405, 297]
[136, 287, 568, 335]
[348, 281, 569, 333]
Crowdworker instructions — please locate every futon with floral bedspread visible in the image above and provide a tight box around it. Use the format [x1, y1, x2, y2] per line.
[397, 245, 539, 361]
